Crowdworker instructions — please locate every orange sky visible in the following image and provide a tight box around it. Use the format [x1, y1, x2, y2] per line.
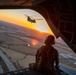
[0, 9, 54, 34]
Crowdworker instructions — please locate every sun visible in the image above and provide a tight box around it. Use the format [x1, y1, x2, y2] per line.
[36, 25, 48, 33]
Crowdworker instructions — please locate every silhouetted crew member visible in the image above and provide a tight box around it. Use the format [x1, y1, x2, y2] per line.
[29, 35, 59, 75]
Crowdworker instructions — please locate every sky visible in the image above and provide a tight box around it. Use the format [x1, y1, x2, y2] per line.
[0, 9, 54, 34]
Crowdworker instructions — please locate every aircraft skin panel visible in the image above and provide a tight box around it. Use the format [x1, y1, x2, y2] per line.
[1, 65, 76, 75]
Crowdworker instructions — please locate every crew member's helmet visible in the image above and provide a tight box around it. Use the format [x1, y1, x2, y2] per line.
[45, 35, 55, 45]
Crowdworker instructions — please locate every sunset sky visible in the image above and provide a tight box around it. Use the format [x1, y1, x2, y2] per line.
[0, 9, 54, 34]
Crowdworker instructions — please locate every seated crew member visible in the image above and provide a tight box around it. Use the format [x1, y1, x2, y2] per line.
[29, 35, 59, 75]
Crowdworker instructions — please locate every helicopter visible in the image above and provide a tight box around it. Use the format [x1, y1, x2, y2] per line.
[25, 14, 43, 23]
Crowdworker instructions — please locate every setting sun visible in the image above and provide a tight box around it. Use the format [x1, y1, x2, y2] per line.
[36, 25, 48, 32]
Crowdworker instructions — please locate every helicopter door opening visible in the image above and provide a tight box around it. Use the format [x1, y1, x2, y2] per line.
[0, 9, 76, 73]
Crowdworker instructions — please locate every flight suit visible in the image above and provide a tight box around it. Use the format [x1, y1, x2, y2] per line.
[29, 45, 59, 75]
[36, 45, 59, 71]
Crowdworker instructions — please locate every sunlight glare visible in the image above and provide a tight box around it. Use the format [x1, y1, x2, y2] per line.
[32, 39, 38, 45]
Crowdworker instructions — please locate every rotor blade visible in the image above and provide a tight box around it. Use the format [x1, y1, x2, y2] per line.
[24, 14, 28, 17]
[36, 19, 43, 20]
